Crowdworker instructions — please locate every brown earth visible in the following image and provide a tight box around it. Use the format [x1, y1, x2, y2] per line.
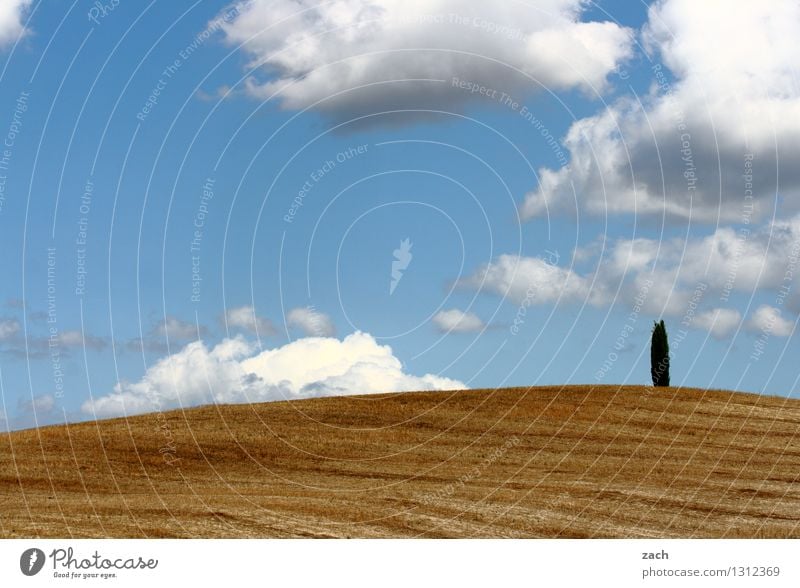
[1, 385, 799, 538]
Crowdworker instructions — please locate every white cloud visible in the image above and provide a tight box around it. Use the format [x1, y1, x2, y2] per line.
[432, 309, 485, 333]
[0, 319, 20, 340]
[287, 306, 336, 336]
[0, 0, 30, 48]
[746, 305, 795, 337]
[694, 308, 741, 339]
[521, 0, 800, 222]
[224, 305, 276, 335]
[18, 394, 55, 415]
[460, 215, 800, 337]
[458, 253, 597, 306]
[82, 331, 464, 418]
[219, 0, 632, 122]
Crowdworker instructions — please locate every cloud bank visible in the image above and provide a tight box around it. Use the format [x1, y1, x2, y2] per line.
[287, 306, 336, 336]
[460, 214, 800, 338]
[0, 319, 20, 340]
[83, 331, 464, 418]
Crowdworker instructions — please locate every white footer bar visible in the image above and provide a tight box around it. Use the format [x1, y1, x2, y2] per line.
[1, 539, 797, 587]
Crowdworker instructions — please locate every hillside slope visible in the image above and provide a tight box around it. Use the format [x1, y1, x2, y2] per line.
[1, 385, 799, 538]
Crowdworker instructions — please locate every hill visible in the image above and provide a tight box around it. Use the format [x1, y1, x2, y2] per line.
[1, 385, 799, 538]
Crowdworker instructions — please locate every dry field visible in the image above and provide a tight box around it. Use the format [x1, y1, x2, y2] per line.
[1, 385, 799, 538]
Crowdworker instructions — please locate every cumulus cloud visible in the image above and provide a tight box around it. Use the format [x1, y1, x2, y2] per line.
[219, 0, 632, 123]
[287, 306, 336, 336]
[694, 308, 741, 339]
[521, 0, 800, 222]
[746, 305, 795, 337]
[635, 214, 800, 302]
[461, 214, 800, 335]
[588, 214, 800, 313]
[224, 305, 276, 335]
[82, 331, 464, 418]
[0, 0, 30, 48]
[18, 394, 55, 415]
[432, 309, 485, 333]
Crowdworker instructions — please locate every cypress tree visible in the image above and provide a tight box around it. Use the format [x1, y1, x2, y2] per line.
[650, 320, 670, 387]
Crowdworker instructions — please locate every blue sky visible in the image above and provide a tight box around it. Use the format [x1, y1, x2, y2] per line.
[1, 0, 799, 429]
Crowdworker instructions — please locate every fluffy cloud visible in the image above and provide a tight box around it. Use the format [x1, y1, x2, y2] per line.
[746, 305, 795, 337]
[694, 308, 741, 340]
[0, 0, 30, 48]
[0, 323, 107, 358]
[592, 215, 800, 311]
[82, 331, 464, 418]
[56, 330, 107, 351]
[432, 309, 485, 333]
[224, 305, 276, 335]
[219, 0, 632, 122]
[287, 306, 336, 336]
[521, 0, 800, 222]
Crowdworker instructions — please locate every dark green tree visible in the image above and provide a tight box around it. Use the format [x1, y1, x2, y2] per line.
[650, 320, 670, 387]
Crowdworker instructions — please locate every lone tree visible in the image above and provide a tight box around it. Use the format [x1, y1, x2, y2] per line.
[650, 320, 670, 387]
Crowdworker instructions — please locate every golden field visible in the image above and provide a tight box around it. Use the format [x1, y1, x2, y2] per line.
[1, 385, 799, 538]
